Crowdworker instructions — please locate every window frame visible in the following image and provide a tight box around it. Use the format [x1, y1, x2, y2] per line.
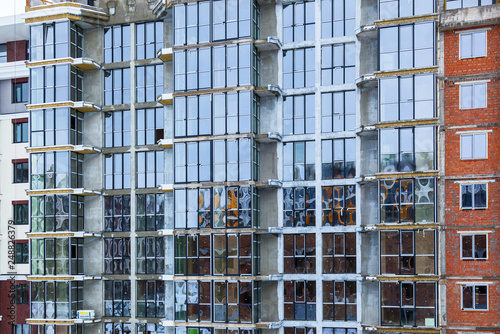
[136, 21, 164, 60]
[12, 81, 28, 103]
[136, 280, 165, 318]
[461, 284, 488, 310]
[322, 185, 356, 226]
[104, 68, 131, 106]
[322, 281, 357, 321]
[283, 1, 315, 43]
[379, 0, 436, 20]
[136, 107, 164, 145]
[135, 64, 163, 103]
[30, 195, 84, 233]
[283, 187, 316, 227]
[446, 0, 495, 10]
[104, 110, 131, 148]
[321, 43, 356, 86]
[460, 183, 488, 210]
[30, 108, 84, 147]
[459, 82, 487, 110]
[321, 0, 356, 38]
[460, 233, 488, 260]
[459, 29, 487, 59]
[104, 195, 131, 232]
[104, 237, 131, 275]
[13, 120, 28, 143]
[284, 280, 316, 320]
[283, 94, 315, 135]
[322, 232, 356, 274]
[460, 131, 488, 160]
[104, 280, 132, 317]
[283, 141, 316, 181]
[0, 43, 6, 63]
[15, 284, 29, 304]
[136, 150, 164, 188]
[321, 138, 356, 179]
[137, 236, 165, 274]
[13, 161, 29, 183]
[13, 202, 29, 225]
[103, 24, 131, 63]
[136, 193, 165, 231]
[104, 153, 131, 190]
[283, 48, 315, 89]
[283, 234, 316, 274]
[15, 242, 29, 264]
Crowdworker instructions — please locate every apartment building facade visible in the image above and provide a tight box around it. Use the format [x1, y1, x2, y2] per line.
[0, 12, 31, 334]
[18, 0, 499, 334]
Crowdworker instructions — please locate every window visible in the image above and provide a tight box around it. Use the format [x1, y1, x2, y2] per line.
[460, 30, 487, 58]
[322, 0, 355, 38]
[13, 161, 28, 183]
[105, 323, 132, 334]
[379, 22, 435, 71]
[136, 65, 163, 103]
[322, 233, 356, 273]
[15, 243, 29, 264]
[213, 0, 258, 41]
[462, 285, 487, 310]
[31, 152, 83, 189]
[283, 187, 316, 227]
[137, 194, 165, 231]
[136, 151, 164, 188]
[380, 178, 436, 223]
[322, 91, 355, 133]
[13, 202, 28, 225]
[284, 281, 316, 320]
[322, 186, 356, 226]
[323, 281, 357, 321]
[283, 1, 315, 43]
[104, 153, 131, 189]
[283, 141, 315, 181]
[379, 74, 435, 122]
[174, 1, 211, 45]
[174, 142, 211, 183]
[175, 94, 212, 137]
[137, 237, 165, 274]
[136, 107, 164, 145]
[213, 91, 259, 135]
[213, 139, 259, 182]
[104, 68, 131, 105]
[175, 280, 212, 321]
[136, 280, 165, 318]
[13, 121, 28, 143]
[460, 82, 487, 109]
[104, 110, 131, 147]
[380, 126, 435, 172]
[175, 186, 259, 229]
[30, 21, 83, 61]
[213, 44, 258, 89]
[284, 234, 316, 274]
[15, 284, 29, 304]
[137, 324, 165, 334]
[31, 238, 83, 275]
[381, 230, 436, 275]
[31, 281, 83, 319]
[174, 48, 211, 91]
[104, 238, 131, 274]
[446, 0, 494, 10]
[322, 138, 356, 179]
[285, 328, 316, 334]
[136, 21, 163, 60]
[461, 183, 487, 209]
[381, 282, 436, 326]
[0, 43, 6, 63]
[379, 0, 435, 20]
[175, 235, 212, 275]
[283, 95, 315, 135]
[30, 65, 83, 104]
[213, 281, 255, 322]
[213, 233, 256, 275]
[461, 234, 487, 259]
[283, 48, 315, 89]
[104, 280, 131, 317]
[31, 195, 84, 232]
[322, 43, 355, 86]
[103, 25, 131, 63]
[13, 324, 30, 334]
[30, 108, 83, 146]
[324, 330, 356, 334]
[461, 132, 487, 159]
[12, 82, 28, 103]
[104, 195, 131, 232]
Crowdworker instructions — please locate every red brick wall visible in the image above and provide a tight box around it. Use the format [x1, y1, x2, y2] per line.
[445, 281, 500, 327]
[444, 26, 500, 78]
[6, 40, 27, 62]
[0, 280, 29, 333]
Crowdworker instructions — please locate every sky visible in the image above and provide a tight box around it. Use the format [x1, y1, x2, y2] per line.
[1, 0, 27, 17]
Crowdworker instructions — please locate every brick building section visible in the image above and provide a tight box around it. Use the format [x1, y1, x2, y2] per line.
[0, 280, 30, 333]
[443, 12, 500, 333]
[6, 40, 27, 62]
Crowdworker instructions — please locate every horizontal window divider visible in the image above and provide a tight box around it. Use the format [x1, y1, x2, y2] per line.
[173, 180, 269, 188]
[369, 325, 440, 334]
[173, 37, 258, 51]
[173, 85, 256, 97]
[174, 133, 257, 142]
[375, 66, 438, 78]
[455, 129, 493, 135]
[101, 189, 132, 196]
[27, 144, 101, 154]
[26, 57, 100, 71]
[169, 227, 269, 235]
[445, 224, 499, 230]
[368, 118, 439, 129]
[27, 101, 101, 112]
[133, 58, 164, 67]
[101, 105, 132, 113]
[363, 170, 439, 181]
[27, 232, 99, 238]
[453, 280, 498, 284]
[27, 275, 101, 281]
[442, 174, 500, 180]
[364, 223, 439, 231]
[26, 188, 101, 196]
[374, 14, 438, 27]
[135, 146, 166, 152]
[441, 71, 499, 83]
[162, 321, 281, 329]
[369, 275, 440, 282]
[319, 36, 357, 46]
[453, 179, 495, 184]
[165, 275, 279, 281]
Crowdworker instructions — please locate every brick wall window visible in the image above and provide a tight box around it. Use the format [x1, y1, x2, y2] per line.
[104, 280, 131, 317]
[381, 282, 436, 326]
[284, 234, 316, 274]
[461, 234, 487, 260]
[322, 186, 356, 226]
[461, 183, 487, 209]
[13, 119, 28, 143]
[14, 324, 30, 334]
[323, 281, 357, 321]
[283, 187, 316, 227]
[15, 284, 29, 304]
[13, 161, 28, 183]
[460, 82, 487, 109]
[322, 233, 356, 273]
[460, 30, 487, 58]
[462, 284, 487, 310]
[13, 202, 28, 225]
[284, 280, 316, 320]
[12, 82, 28, 103]
[15, 243, 29, 264]
[460, 132, 487, 159]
